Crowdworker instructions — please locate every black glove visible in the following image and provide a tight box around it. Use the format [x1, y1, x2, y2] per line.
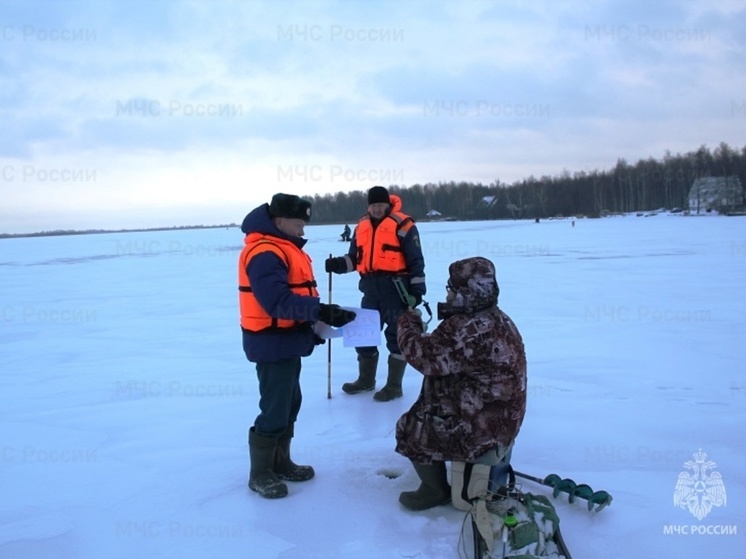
[318, 303, 356, 327]
[325, 256, 347, 274]
[403, 292, 423, 308]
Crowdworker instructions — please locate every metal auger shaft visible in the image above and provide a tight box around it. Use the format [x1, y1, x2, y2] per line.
[513, 470, 613, 511]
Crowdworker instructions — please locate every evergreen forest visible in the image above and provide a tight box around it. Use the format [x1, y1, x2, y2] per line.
[308, 142, 746, 223]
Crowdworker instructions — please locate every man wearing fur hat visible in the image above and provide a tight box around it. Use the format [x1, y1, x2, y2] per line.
[325, 186, 427, 402]
[394, 256, 527, 511]
[239, 193, 356, 499]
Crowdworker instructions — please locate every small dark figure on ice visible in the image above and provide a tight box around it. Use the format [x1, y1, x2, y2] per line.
[339, 224, 351, 242]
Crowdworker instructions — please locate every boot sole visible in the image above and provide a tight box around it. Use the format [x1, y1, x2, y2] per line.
[248, 480, 288, 499]
[373, 390, 403, 401]
[399, 494, 451, 511]
[341, 386, 375, 395]
[275, 468, 315, 482]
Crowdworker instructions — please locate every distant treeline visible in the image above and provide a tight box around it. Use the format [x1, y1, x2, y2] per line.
[309, 142, 746, 223]
[5, 143, 744, 238]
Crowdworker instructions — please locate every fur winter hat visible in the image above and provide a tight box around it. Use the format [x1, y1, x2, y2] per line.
[367, 186, 390, 205]
[268, 193, 312, 222]
[438, 256, 500, 319]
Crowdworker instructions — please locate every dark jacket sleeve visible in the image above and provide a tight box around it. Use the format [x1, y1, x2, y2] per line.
[401, 224, 426, 297]
[247, 252, 320, 322]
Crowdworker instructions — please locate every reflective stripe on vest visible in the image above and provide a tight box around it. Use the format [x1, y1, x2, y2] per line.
[355, 211, 414, 274]
[238, 234, 318, 332]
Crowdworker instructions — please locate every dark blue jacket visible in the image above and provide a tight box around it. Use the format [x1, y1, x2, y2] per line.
[240, 204, 321, 363]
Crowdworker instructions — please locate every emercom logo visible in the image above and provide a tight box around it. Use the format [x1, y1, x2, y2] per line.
[673, 449, 726, 520]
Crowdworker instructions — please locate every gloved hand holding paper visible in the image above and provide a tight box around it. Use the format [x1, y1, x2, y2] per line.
[313, 307, 381, 348]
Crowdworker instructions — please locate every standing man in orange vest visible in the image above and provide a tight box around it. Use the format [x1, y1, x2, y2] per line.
[239, 193, 356, 499]
[325, 186, 427, 402]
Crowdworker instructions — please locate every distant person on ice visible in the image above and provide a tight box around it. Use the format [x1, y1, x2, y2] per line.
[325, 186, 427, 402]
[340, 224, 351, 242]
[394, 256, 527, 511]
[238, 193, 355, 499]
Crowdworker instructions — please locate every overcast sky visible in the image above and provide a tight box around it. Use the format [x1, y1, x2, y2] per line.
[1, 0, 744, 233]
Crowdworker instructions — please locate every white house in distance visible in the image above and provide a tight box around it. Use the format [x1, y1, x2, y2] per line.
[425, 209, 442, 219]
[688, 176, 743, 214]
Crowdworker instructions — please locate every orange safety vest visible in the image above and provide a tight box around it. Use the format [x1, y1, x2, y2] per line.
[355, 211, 414, 274]
[238, 234, 318, 332]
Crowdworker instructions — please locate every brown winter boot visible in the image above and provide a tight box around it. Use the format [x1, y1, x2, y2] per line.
[399, 460, 451, 511]
[373, 355, 406, 402]
[274, 424, 315, 482]
[248, 429, 288, 499]
[342, 353, 378, 394]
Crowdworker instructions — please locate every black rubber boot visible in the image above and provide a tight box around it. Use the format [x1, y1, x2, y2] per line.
[342, 353, 378, 394]
[373, 355, 406, 402]
[274, 424, 315, 482]
[248, 429, 288, 499]
[399, 460, 451, 511]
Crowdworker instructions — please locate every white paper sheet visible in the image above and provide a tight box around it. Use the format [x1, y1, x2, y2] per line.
[313, 307, 381, 347]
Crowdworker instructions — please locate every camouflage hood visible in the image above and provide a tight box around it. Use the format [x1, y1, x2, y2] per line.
[437, 256, 500, 319]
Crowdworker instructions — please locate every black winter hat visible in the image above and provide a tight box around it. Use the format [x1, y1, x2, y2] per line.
[268, 193, 312, 222]
[367, 186, 390, 205]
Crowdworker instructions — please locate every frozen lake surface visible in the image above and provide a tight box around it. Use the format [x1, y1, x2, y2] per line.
[1, 214, 744, 558]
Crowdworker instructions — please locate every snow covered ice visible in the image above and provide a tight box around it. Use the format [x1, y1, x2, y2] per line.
[1, 214, 745, 558]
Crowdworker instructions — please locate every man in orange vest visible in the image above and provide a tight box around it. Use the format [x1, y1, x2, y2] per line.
[239, 193, 356, 499]
[325, 186, 427, 401]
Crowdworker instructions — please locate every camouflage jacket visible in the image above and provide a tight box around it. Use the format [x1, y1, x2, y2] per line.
[395, 257, 527, 464]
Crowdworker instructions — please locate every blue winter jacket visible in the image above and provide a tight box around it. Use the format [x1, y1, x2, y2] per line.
[240, 204, 321, 363]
